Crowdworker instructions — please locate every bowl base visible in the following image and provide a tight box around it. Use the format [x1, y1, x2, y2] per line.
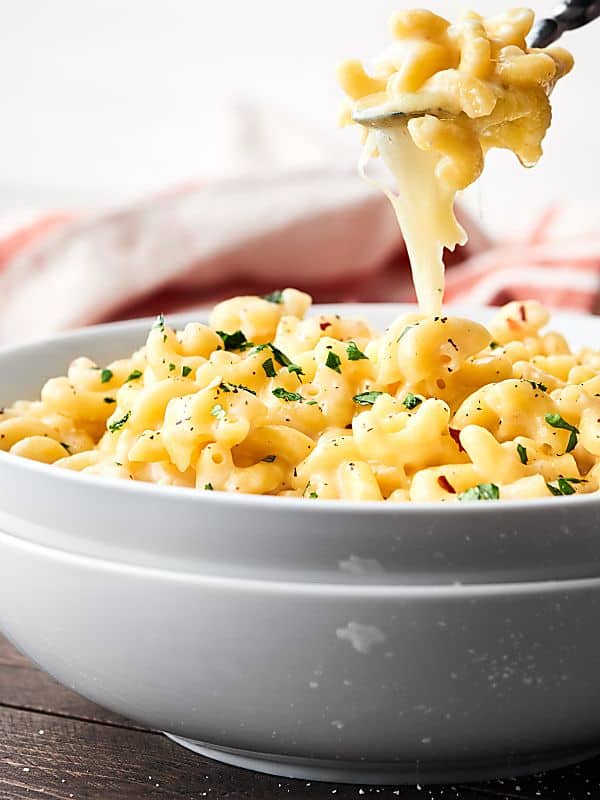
[164, 733, 600, 786]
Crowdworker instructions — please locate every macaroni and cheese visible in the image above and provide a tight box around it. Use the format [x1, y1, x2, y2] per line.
[0, 8, 585, 503]
[337, 8, 573, 313]
[3, 291, 599, 502]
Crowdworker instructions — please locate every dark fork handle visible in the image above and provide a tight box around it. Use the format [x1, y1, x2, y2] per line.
[529, 0, 600, 46]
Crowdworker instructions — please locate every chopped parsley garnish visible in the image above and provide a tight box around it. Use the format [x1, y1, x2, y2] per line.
[527, 380, 547, 392]
[262, 289, 284, 304]
[306, 400, 319, 406]
[287, 363, 305, 378]
[104, 397, 116, 404]
[517, 443, 528, 465]
[100, 368, 113, 384]
[308, 491, 319, 499]
[545, 413, 579, 452]
[204, 483, 214, 491]
[181, 366, 192, 378]
[126, 369, 143, 382]
[269, 344, 291, 367]
[489, 341, 500, 350]
[108, 410, 131, 433]
[268, 344, 297, 372]
[346, 342, 368, 361]
[217, 330, 252, 351]
[253, 343, 303, 377]
[168, 363, 176, 372]
[546, 477, 586, 496]
[262, 358, 277, 378]
[402, 392, 422, 410]
[397, 325, 414, 343]
[210, 403, 227, 420]
[262, 454, 276, 462]
[458, 483, 500, 502]
[217, 381, 255, 395]
[272, 388, 303, 402]
[325, 351, 342, 373]
[353, 390, 383, 406]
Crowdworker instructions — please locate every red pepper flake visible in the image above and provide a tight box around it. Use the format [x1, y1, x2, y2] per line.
[437, 475, 456, 494]
[507, 318, 520, 330]
[519, 304, 527, 322]
[449, 427, 465, 452]
[320, 321, 332, 331]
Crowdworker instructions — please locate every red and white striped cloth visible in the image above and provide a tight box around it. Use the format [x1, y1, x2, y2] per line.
[0, 172, 597, 345]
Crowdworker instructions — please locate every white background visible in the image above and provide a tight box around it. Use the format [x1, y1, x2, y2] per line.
[0, 0, 596, 235]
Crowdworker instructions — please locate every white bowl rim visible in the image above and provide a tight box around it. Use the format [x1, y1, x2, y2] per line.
[6, 528, 600, 595]
[0, 302, 597, 517]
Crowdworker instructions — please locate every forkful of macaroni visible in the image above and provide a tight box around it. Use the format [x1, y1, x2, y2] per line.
[337, 7, 577, 315]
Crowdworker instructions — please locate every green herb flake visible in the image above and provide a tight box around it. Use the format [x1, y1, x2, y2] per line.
[269, 344, 293, 368]
[181, 366, 192, 378]
[402, 392, 422, 410]
[100, 368, 113, 384]
[168, 363, 176, 372]
[262, 454, 276, 463]
[353, 390, 383, 406]
[108, 410, 131, 433]
[287, 363, 305, 378]
[458, 483, 500, 502]
[308, 491, 319, 499]
[262, 358, 277, 378]
[306, 400, 319, 406]
[210, 403, 227, 420]
[517, 443, 528, 465]
[126, 369, 143, 382]
[272, 388, 303, 402]
[217, 330, 252, 351]
[346, 342, 368, 361]
[546, 476, 586, 496]
[238, 384, 257, 395]
[397, 325, 414, 343]
[204, 482, 214, 491]
[104, 397, 116, 404]
[262, 290, 284, 304]
[527, 380, 548, 392]
[325, 351, 342, 373]
[545, 413, 579, 452]
[489, 341, 500, 350]
[153, 313, 165, 331]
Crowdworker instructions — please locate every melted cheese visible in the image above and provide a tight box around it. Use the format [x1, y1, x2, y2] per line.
[338, 8, 573, 313]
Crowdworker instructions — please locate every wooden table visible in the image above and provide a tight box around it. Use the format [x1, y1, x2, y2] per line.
[0, 633, 597, 800]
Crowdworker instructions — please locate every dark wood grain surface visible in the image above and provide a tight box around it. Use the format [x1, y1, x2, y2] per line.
[0, 634, 598, 800]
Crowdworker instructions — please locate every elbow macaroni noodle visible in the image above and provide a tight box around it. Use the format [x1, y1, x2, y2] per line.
[3, 292, 600, 502]
[337, 7, 573, 313]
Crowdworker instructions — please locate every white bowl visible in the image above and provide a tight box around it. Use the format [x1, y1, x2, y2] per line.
[1, 304, 599, 785]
